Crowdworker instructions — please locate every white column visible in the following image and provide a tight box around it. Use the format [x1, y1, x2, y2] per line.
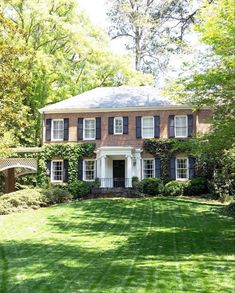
[126, 155, 132, 187]
[136, 154, 141, 180]
[96, 158, 101, 178]
[100, 156, 106, 187]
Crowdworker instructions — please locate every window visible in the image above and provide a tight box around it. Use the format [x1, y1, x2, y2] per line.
[175, 115, 187, 138]
[176, 158, 189, 179]
[84, 118, 96, 140]
[143, 159, 155, 178]
[114, 117, 123, 135]
[83, 160, 96, 181]
[52, 119, 64, 141]
[51, 160, 63, 182]
[142, 117, 154, 138]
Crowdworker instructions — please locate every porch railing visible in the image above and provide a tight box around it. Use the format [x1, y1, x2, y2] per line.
[99, 178, 132, 188]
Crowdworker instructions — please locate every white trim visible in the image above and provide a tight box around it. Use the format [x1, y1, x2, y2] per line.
[142, 116, 154, 139]
[51, 160, 64, 183]
[175, 157, 189, 180]
[114, 117, 123, 135]
[40, 105, 205, 114]
[142, 158, 155, 179]
[51, 119, 64, 141]
[83, 118, 96, 140]
[83, 159, 96, 181]
[174, 115, 188, 138]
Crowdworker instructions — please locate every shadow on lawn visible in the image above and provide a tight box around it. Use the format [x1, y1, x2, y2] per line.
[0, 198, 234, 293]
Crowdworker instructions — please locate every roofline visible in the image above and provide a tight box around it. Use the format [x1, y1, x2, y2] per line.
[39, 105, 209, 114]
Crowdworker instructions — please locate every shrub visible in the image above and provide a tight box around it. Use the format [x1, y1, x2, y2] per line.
[43, 186, 72, 204]
[224, 202, 235, 218]
[132, 176, 140, 189]
[68, 180, 91, 198]
[0, 189, 46, 215]
[164, 180, 184, 196]
[140, 178, 164, 196]
[185, 177, 208, 196]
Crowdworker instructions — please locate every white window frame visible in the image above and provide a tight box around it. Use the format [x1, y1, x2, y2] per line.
[142, 158, 155, 179]
[83, 118, 96, 140]
[142, 116, 154, 139]
[51, 160, 64, 183]
[51, 119, 64, 141]
[176, 157, 189, 180]
[114, 117, 123, 135]
[83, 159, 96, 181]
[174, 115, 188, 138]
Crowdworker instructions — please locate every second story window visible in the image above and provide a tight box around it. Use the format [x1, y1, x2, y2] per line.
[52, 119, 64, 141]
[175, 115, 187, 138]
[114, 117, 123, 135]
[84, 118, 96, 140]
[142, 117, 154, 138]
[143, 159, 155, 178]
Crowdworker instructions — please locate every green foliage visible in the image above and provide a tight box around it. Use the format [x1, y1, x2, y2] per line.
[165, 181, 184, 197]
[0, 188, 46, 215]
[140, 178, 164, 196]
[224, 202, 235, 218]
[184, 177, 208, 196]
[43, 186, 72, 204]
[37, 143, 95, 186]
[68, 180, 90, 198]
[132, 176, 140, 189]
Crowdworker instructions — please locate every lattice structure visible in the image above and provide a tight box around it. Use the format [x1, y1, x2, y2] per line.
[0, 158, 37, 172]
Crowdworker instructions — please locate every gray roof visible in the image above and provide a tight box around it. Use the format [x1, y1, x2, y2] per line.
[39, 86, 185, 113]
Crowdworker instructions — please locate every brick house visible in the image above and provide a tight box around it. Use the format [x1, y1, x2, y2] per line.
[39, 86, 211, 188]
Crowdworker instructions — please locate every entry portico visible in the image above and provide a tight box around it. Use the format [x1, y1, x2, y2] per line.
[95, 146, 142, 188]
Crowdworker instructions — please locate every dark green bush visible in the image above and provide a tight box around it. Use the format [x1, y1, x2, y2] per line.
[224, 202, 235, 218]
[165, 180, 184, 196]
[185, 177, 208, 196]
[43, 186, 72, 204]
[140, 178, 164, 196]
[132, 176, 140, 189]
[68, 180, 91, 198]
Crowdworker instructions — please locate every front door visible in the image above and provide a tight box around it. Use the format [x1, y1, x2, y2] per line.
[113, 160, 125, 187]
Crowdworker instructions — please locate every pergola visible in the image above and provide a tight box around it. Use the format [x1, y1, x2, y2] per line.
[0, 148, 41, 193]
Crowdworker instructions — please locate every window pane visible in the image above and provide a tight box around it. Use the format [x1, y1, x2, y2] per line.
[52, 161, 63, 181]
[114, 118, 123, 134]
[175, 116, 187, 137]
[53, 120, 64, 140]
[176, 158, 188, 179]
[84, 119, 95, 139]
[142, 117, 154, 138]
[84, 161, 95, 180]
[143, 159, 154, 178]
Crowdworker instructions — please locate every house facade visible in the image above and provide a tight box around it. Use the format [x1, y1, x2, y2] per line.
[39, 86, 211, 188]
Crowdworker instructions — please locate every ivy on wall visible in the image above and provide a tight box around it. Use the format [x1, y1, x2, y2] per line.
[143, 139, 193, 182]
[15, 143, 96, 186]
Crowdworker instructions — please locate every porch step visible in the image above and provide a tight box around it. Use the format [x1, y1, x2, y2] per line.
[91, 187, 140, 198]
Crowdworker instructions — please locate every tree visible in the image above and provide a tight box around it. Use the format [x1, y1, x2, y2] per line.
[1, 0, 153, 145]
[107, 0, 212, 75]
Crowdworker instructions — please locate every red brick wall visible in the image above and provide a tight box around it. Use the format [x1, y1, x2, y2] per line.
[43, 108, 212, 149]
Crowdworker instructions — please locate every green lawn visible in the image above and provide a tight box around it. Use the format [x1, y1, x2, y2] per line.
[0, 197, 234, 293]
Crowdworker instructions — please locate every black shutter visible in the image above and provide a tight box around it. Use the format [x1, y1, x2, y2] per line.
[168, 115, 175, 138]
[170, 157, 176, 179]
[136, 116, 142, 138]
[188, 114, 193, 137]
[154, 116, 160, 138]
[77, 118, 83, 140]
[46, 119, 52, 141]
[46, 160, 51, 177]
[123, 117, 129, 134]
[64, 118, 69, 141]
[108, 117, 114, 134]
[155, 158, 161, 178]
[63, 159, 69, 182]
[96, 117, 101, 139]
[78, 160, 83, 180]
[189, 157, 196, 179]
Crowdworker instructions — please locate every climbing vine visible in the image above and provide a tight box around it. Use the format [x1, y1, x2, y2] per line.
[143, 139, 193, 182]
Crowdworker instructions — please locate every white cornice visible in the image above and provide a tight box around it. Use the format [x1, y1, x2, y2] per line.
[39, 105, 208, 114]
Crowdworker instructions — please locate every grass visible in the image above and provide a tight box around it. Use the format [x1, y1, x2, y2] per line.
[0, 197, 234, 293]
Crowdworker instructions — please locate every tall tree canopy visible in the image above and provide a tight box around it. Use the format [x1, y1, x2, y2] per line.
[107, 0, 210, 75]
[0, 0, 153, 147]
